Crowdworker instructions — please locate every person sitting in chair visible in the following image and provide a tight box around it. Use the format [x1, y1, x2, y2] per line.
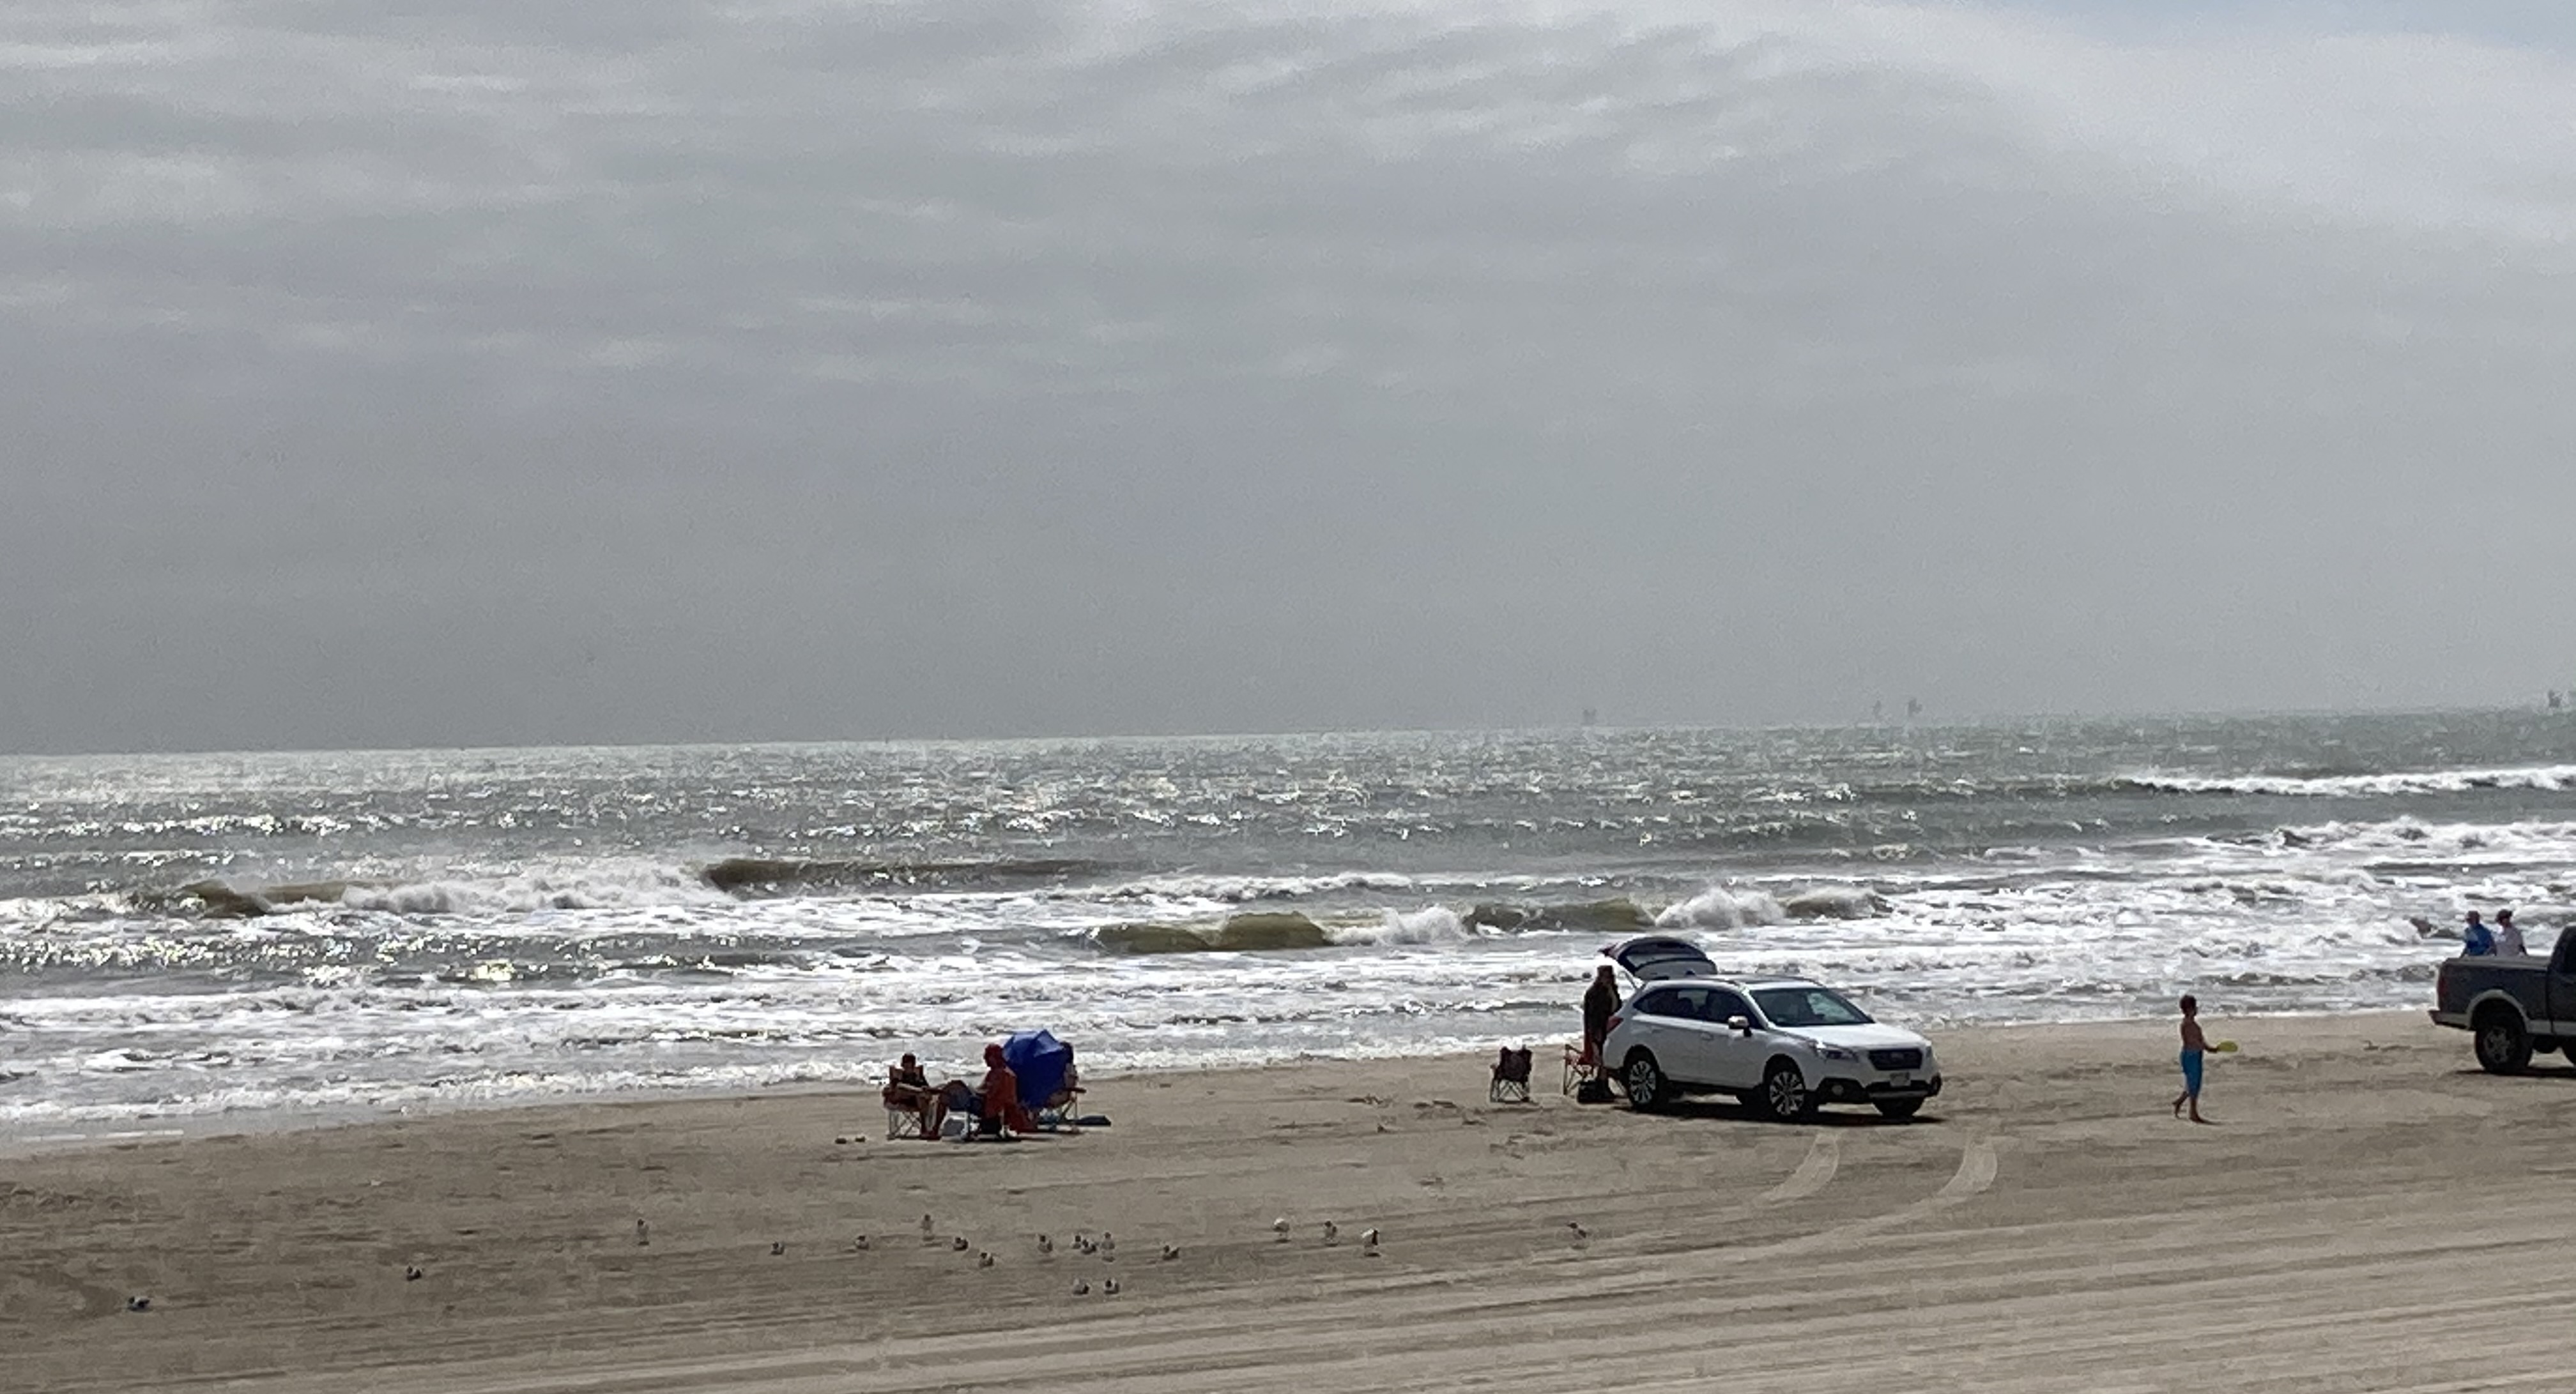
[883, 1053, 946, 1136]
[970, 1042, 1034, 1137]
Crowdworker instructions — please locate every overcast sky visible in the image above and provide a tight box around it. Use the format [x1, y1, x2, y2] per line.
[6, 0, 2575, 753]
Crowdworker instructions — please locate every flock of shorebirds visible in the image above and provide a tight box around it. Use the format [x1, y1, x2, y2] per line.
[790, 1211, 1392, 1298]
[122, 1210, 1425, 1315]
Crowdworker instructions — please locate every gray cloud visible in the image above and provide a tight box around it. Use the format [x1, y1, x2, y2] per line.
[5, 1, 2575, 751]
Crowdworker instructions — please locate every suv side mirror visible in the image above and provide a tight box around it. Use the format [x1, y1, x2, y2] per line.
[1726, 1015, 1752, 1035]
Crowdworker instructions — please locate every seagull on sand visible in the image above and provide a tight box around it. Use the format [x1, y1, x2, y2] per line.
[1271, 1217, 1291, 1240]
[1099, 1232, 1116, 1254]
[1037, 1234, 1054, 1257]
[634, 1219, 650, 1246]
[1102, 1278, 1121, 1296]
[125, 1296, 151, 1313]
[405, 1265, 425, 1282]
[1073, 1280, 1092, 1296]
[770, 1241, 786, 1257]
[978, 1251, 996, 1269]
[921, 1214, 936, 1240]
[852, 1235, 870, 1252]
[1360, 1229, 1379, 1252]
[1160, 1245, 1179, 1262]
[1567, 1222, 1590, 1242]
[1322, 1220, 1339, 1245]
[951, 1236, 971, 1252]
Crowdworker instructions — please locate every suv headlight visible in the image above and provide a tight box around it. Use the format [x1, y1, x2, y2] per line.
[1816, 1045, 1857, 1062]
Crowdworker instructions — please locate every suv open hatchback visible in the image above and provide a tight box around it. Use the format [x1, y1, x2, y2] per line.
[1597, 935, 1942, 1120]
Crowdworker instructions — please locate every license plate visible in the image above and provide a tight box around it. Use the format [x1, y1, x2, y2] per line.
[1889, 1073, 1911, 1087]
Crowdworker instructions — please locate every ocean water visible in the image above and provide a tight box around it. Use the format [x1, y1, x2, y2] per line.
[5, 711, 2571, 1134]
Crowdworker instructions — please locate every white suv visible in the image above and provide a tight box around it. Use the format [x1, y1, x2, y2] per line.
[1597, 937, 1942, 1121]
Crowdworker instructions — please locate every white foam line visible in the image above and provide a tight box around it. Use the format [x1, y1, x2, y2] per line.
[16, 1127, 187, 1146]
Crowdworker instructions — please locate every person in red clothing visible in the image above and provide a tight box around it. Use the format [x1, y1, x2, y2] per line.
[974, 1042, 1032, 1137]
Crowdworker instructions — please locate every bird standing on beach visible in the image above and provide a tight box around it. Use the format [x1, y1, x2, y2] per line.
[634, 1219, 650, 1246]
[1271, 1217, 1290, 1241]
[1360, 1229, 1379, 1252]
[1037, 1234, 1054, 1257]
[852, 1235, 870, 1252]
[1322, 1220, 1339, 1245]
[770, 1241, 786, 1257]
[951, 1236, 970, 1252]
[1073, 1280, 1091, 1295]
[125, 1296, 151, 1313]
[921, 1214, 936, 1241]
[978, 1251, 995, 1269]
[1160, 1244, 1179, 1262]
[1102, 1278, 1121, 1296]
[1567, 1222, 1589, 1244]
[1099, 1232, 1115, 1254]
[405, 1265, 425, 1282]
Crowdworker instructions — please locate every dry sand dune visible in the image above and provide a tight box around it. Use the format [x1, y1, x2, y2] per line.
[10, 1011, 2576, 1392]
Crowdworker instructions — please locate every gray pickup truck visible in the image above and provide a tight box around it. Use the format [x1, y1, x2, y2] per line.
[2431, 931, 2576, 1073]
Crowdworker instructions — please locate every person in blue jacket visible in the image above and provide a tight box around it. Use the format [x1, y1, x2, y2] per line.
[2462, 911, 2496, 956]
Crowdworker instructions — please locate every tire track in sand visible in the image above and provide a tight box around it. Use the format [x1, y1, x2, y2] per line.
[1726, 1133, 1998, 1264]
[1759, 1131, 1841, 1203]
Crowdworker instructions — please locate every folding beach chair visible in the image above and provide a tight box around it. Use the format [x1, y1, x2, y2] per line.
[1563, 1041, 1612, 1102]
[886, 1100, 936, 1140]
[1032, 1064, 1086, 1131]
[1489, 1046, 1534, 1104]
[1005, 1029, 1086, 1133]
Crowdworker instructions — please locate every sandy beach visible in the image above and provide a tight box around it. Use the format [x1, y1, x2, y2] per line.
[7, 1010, 2570, 1393]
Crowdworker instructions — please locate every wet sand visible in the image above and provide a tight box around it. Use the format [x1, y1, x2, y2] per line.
[8, 1010, 2570, 1393]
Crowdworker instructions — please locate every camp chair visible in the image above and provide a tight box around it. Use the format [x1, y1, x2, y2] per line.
[886, 1098, 937, 1140]
[1031, 1063, 1086, 1131]
[1004, 1029, 1085, 1133]
[1563, 1040, 1607, 1099]
[1489, 1045, 1534, 1104]
[884, 1074, 943, 1140]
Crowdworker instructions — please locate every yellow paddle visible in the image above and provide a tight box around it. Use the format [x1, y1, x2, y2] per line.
[2212, 1041, 2239, 1053]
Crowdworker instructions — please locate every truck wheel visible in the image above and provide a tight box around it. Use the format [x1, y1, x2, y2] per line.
[2474, 1007, 2533, 1075]
[1758, 1060, 1815, 1121]
[1624, 1052, 1669, 1112]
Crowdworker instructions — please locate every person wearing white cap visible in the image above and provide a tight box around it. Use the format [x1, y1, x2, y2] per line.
[2495, 908, 2528, 957]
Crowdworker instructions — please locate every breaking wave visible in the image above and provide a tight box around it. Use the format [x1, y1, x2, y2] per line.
[142, 866, 737, 919]
[699, 855, 1109, 892]
[1654, 883, 1890, 931]
[1085, 907, 1482, 954]
[1462, 898, 1653, 935]
[1082, 871, 1423, 903]
[1087, 912, 1337, 954]
[2122, 764, 2576, 798]
[1334, 906, 1475, 947]
[1657, 886, 1786, 931]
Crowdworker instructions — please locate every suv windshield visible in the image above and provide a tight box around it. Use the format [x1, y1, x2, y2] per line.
[1754, 986, 1873, 1028]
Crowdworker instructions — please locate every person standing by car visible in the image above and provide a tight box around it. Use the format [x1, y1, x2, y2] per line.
[1581, 965, 1620, 1067]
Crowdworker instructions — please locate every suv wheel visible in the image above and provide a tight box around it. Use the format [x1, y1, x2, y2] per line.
[1759, 1060, 1814, 1121]
[1624, 1052, 1668, 1112]
[2474, 1007, 2533, 1075]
